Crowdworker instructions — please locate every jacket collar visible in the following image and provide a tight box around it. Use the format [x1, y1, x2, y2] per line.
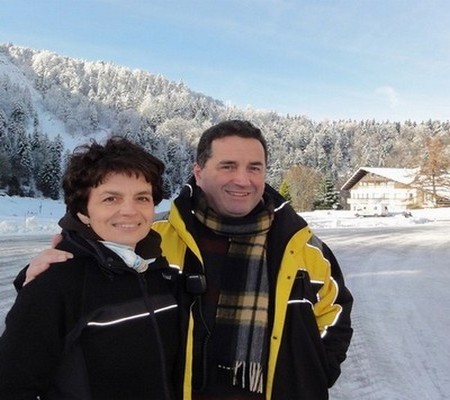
[58, 212, 162, 261]
[176, 176, 291, 215]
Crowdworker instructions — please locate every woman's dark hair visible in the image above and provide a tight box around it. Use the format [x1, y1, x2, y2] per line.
[196, 120, 268, 167]
[63, 136, 165, 216]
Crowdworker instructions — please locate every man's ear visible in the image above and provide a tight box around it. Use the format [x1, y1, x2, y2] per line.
[77, 212, 90, 225]
[193, 163, 202, 183]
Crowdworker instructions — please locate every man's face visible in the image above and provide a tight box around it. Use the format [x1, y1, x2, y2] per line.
[193, 135, 266, 218]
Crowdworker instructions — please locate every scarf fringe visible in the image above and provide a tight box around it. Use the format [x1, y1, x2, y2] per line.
[232, 361, 264, 394]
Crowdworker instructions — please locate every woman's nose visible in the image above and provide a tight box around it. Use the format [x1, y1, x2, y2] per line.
[119, 200, 138, 214]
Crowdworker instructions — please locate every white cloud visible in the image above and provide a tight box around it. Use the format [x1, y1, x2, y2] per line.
[375, 86, 400, 108]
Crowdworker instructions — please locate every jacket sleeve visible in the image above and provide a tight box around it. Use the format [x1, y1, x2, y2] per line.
[0, 269, 67, 399]
[308, 235, 353, 387]
[13, 265, 28, 292]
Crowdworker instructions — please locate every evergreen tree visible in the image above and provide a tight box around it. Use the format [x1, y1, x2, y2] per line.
[4, 103, 28, 194]
[2, 43, 450, 203]
[53, 134, 65, 158]
[31, 132, 50, 184]
[62, 149, 72, 176]
[0, 148, 11, 188]
[278, 180, 292, 202]
[267, 158, 283, 189]
[37, 137, 63, 199]
[313, 176, 340, 210]
[160, 138, 184, 197]
[0, 109, 7, 139]
[16, 130, 33, 185]
[9, 101, 26, 128]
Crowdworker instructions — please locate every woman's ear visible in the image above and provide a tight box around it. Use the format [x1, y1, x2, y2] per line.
[77, 212, 90, 225]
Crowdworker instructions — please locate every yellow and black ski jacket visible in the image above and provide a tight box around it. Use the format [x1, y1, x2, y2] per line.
[153, 180, 353, 400]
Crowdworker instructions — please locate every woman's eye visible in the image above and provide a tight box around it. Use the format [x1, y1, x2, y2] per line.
[103, 197, 116, 203]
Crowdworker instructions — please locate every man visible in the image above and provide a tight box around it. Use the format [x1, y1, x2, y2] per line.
[21, 120, 353, 399]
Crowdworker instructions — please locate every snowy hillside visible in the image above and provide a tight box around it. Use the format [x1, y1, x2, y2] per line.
[2, 43, 450, 204]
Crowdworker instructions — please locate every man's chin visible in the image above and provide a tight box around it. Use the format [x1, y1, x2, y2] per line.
[222, 206, 253, 218]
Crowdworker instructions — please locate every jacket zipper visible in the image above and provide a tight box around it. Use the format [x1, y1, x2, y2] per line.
[137, 273, 173, 400]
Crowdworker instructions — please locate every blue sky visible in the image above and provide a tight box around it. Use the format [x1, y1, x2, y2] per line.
[1, 0, 449, 122]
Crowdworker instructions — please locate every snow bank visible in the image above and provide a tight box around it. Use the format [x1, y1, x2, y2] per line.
[299, 208, 450, 229]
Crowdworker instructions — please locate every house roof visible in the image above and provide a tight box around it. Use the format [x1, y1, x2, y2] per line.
[340, 167, 418, 190]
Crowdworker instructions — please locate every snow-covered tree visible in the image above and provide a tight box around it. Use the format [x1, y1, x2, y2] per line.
[1, 43, 450, 203]
[37, 136, 64, 199]
[313, 176, 340, 210]
[16, 130, 33, 185]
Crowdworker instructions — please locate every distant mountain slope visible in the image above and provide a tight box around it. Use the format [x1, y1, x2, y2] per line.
[1, 43, 449, 205]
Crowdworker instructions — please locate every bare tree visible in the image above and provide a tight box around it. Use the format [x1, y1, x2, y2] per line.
[414, 136, 450, 206]
[284, 165, 323, 212]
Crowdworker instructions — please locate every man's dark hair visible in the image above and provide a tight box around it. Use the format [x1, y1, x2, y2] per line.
[63, 136, 165, 216]
[196, 120, 268, 167]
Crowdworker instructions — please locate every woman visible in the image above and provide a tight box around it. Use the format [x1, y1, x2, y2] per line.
[0, 137, 188, 399]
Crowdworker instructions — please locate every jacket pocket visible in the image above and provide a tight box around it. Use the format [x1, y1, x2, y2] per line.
[288, 269, 318, 306]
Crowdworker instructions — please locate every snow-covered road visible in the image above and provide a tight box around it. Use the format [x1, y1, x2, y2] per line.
[1, 222, 449, 399]
[323, 222, 450, 399]
[0, 234, 52, 333]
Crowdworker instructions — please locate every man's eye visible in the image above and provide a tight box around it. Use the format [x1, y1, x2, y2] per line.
[138, 196, 152, 202]
[103, 197, 116, 203]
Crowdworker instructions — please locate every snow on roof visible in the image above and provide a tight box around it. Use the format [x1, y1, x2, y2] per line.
[341, 167, 418, 190]
[362, 167, 418, 184]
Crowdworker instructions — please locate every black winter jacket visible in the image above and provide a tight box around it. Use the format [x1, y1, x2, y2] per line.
[0, 214, 189, 400]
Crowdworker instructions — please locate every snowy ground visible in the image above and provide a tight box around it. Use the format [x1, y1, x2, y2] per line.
[1, 195, 450, 399]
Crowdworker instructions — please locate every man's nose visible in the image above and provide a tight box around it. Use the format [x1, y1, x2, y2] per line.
[232, 168, 251, 185]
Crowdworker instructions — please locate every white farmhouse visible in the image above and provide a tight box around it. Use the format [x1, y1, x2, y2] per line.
[341, 167, 450, 213]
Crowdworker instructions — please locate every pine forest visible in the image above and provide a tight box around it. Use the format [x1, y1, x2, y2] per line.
[1, 43, 449, 210]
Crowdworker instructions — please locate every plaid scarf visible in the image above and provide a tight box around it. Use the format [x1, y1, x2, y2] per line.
[194, 193, 274, 394]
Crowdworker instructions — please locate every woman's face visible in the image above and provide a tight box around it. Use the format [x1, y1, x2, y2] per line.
[77, 172, 155, 249]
